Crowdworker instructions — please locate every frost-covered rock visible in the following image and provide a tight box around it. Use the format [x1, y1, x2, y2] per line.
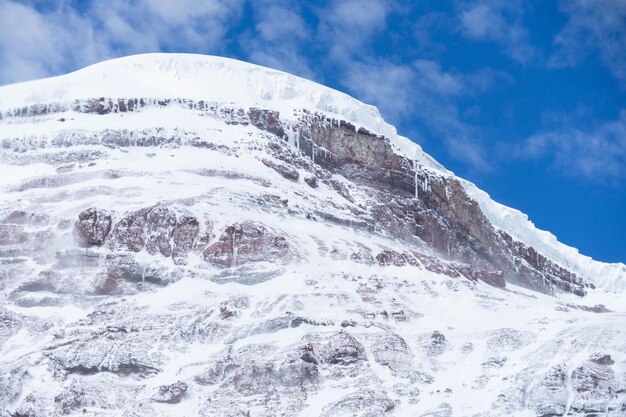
[486, 328, 534, 352]
[75, 207, 112, 246]
[108, 205, 201, 263]
[151, 381, 188, 404]
[370, 332, 415, 378]
[321, 390, 395, 417]
[203, 221, 293, 267]
[319, 331, 367, 365]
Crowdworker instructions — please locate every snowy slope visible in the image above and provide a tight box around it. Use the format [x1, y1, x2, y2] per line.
[0, 53, 425, 163]
[1, 53, 621, 292]
[0, 54, 625, 417]
[462, 182, 626, 293]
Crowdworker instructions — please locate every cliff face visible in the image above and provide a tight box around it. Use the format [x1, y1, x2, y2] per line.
[0, 54, 624, 417]
[1, 97, 591, 295]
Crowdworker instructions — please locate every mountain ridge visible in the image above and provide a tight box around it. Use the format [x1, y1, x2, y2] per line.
[1, 53, 625, 417]
[1, 53, 623, 293]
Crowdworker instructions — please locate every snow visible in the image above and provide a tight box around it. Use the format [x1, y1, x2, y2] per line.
[0, 53, 429, 167]
[2, 52, 619, 293]
[462, 180, 626, 292]
[1, 52, 625, 416]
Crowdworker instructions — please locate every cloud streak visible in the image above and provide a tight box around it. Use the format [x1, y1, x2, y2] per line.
[457, 0, 537, 64]
[0, 0, 244, 85]
[518, 111, 626, 185]
[240, 0, 315, 80]
[550, 0, 626, 84]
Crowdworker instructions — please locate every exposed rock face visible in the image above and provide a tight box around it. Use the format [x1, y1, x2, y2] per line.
[75, 208, 112, 246]
[108, 206, 200, 264]
[172, 215, 200, 264]
[203, 221, 292, 267]
[0, 98, 598, 295]
[111, 208, 151, 252]
[250, 109, 591, 296]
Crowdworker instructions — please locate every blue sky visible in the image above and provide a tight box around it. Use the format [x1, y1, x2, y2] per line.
[1, 0, 625, 263]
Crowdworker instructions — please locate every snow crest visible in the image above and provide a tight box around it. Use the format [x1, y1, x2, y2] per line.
[0, 52, 622, 292]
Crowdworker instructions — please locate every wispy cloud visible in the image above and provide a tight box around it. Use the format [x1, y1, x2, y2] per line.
[240, 0, 315, 79]
[0, 0, 103, 84]
[316, 0, 392, 61]
[90, 0, 244, 52]
[550, 0, 626, 84]
[0, 0, 244, 85]
[518, 111, 626, 185]
[457, 0, 537, 64]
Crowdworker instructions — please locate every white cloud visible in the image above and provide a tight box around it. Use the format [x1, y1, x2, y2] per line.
[413, 60, 465, 96]
[317, 0, 392, 61]
[0, 0, 244, 85]
[550, 0, 626, 83]
[240, 0, 315, 79]
[458, 0, 537, 64]
[89, 0, 243, 53]
[0, 0, 106, 84]
[520, 111, 626, 184]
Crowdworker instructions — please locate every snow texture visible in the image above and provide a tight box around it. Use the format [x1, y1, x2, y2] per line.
[0, 53, 625, 417]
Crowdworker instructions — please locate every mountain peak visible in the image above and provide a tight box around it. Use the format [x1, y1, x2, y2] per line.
[0, 53, 419, 156]
[0, 53, 624, 293]
[1, 53, 626, 417]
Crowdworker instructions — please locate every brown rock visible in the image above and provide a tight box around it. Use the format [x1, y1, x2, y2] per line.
[262, 158, 300, 181]
[203, 221, 291, 267]
[74, 208, 112, 246]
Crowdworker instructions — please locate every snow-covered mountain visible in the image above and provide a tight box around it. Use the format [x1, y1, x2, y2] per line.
[1, 53, 625, 417]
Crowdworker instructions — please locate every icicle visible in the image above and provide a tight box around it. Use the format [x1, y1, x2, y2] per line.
[413, 151, 420, 199]
[413, 159, 419, 199]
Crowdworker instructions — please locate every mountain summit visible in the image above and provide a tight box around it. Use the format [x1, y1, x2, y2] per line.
[1, 53, 625, 416]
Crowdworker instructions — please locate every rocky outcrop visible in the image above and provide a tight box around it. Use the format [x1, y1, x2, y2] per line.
[151, 381, 188, 404]
[75, 208, 112, 246]
[262, 158, 300, 181]
[20, 98, 593, 296]
[319, 331, 366, 365]
[321, 390, 395, 417]
[258, 110, 589, 296]
[0, 224, 28, 246]
[203, 221, 292, 267]
[524, 359, 622, 416]
[108, 206, 200, 264]
[71, 206, 297, 275]
[370, 332, 414, 378]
